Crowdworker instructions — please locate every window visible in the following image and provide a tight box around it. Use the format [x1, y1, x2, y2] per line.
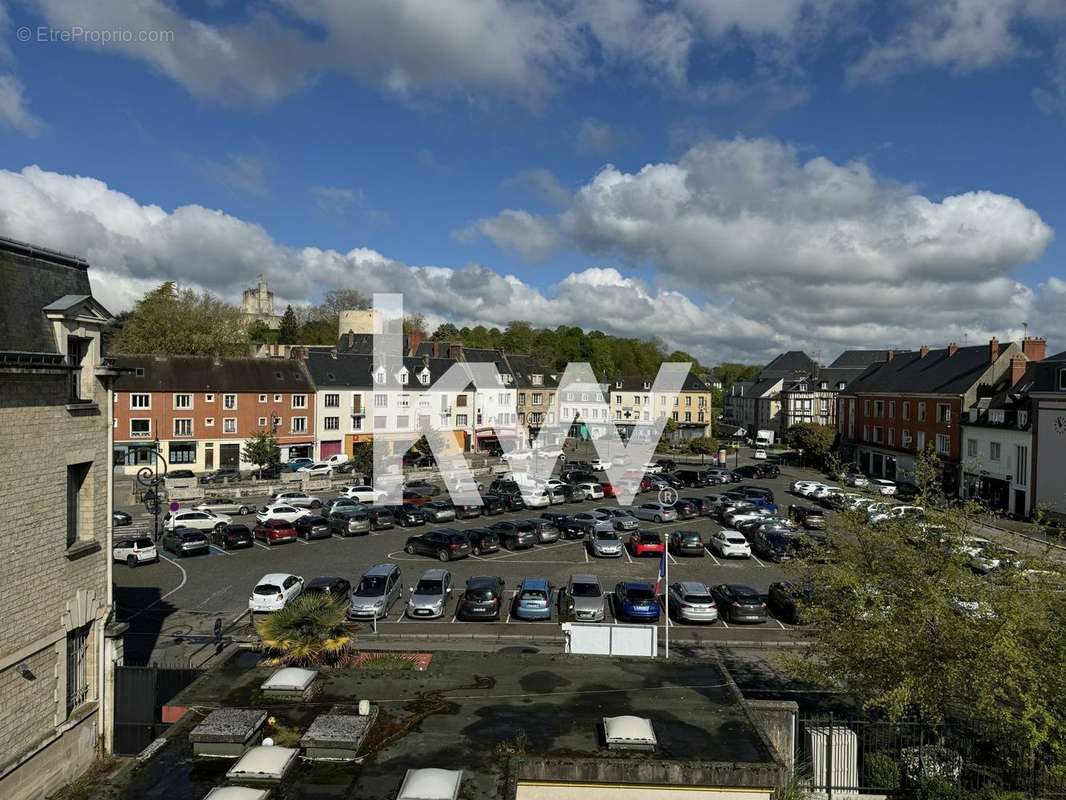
[698, 412, 705, 422]
[174, 418, 192, 436]
[205, 417, 215, 427]
[455, 414, 468, 426]
[820, 382, 828, 390]
[456, 394, 468, 407]
[274, 393, 282, 402]
[1059, 368, 1066, 391]
[863, 424, 869, 441]
[967, 438, 978, 458]
[990, 441, 1001, 461]
[223, 418, 237, 433]
[205, 393, 214, 403]
[374, 367, 386, 385]
[257, 417, 265, 427]
[685, 396, 692, 406]
[169, 442, 196, 464]
[66, 462, 91, 548]
[130, 419, 151, 438]
[917, 402, 926, 422]
[902, 430, 912, 448]
[872, 427, 883, 443]
[1016, 445, 1028, 485]
[419, 369, 430, 386]
[634, 395, 641, 405]
[902, 401, 911, 420]
[517, 393, 526, 406]
[888, 428, 895, 446]
[67, 336, 89, 402]
[398, 395, 410, 408]
[324, 416, 340, 431]
[888, 400, 896, 418]
[374, 415, 387, 430]
[532, 393, 542, 405]
[223, 394, 237, 410]
[936, 434, 950, 455]
[174, 393, 192, 409]
[684, 412, 692, 422]
[352, 415, 362, 431]
[937, 403, 951, 423]
[874, 400, 884, 417]
[292, 394, 307, 409]
[917, 431, 926, 451]
[66, 624, 91, 715]
[130, 393, 150, 409]
[399, 369, 409, 385]
[397, 415, 410, 429]
[672, 411, 679, 421]
[258, 393, 267, 403]
[864, 399, 871, 416]
[374, 393, 387, 409]
[616, 410, 622, 420]
[532, 374, 543, 386]
[291, 417, 307, 433]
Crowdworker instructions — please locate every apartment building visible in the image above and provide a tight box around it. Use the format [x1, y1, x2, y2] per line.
[779, 351, 893, 431]
[509, 354, 560, 445]
[0, 238, 117, 799]
[608, 372, 713, 441]
[112, 356, 317, 473]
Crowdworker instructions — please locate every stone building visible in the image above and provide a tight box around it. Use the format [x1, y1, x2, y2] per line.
[0, 237, 118, 799]
[240, 274, 282, 329]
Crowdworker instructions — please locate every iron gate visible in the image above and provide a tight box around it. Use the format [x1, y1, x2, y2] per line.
[113, 663, 200, 755]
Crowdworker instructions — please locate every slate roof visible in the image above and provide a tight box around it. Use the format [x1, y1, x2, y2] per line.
[305, 351, 474, 390]
[112, 355, 315, 393]
[758, 351, 817, 380]
[0, 237, 93, 356]
[844, 344, 1003, 395]
[747, 377, 784, 398]
[1014, 353, 1066, 394]
[608, 372, 711, 392]
[827, 350, 896, 369]
[506, 353, 558, 389]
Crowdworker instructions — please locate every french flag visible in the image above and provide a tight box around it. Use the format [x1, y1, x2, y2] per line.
[654, 551, 667, 596]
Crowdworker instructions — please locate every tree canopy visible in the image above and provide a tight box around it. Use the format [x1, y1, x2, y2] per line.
[111, 282, 248, 357]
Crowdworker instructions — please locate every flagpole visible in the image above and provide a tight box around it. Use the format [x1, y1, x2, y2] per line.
[664, 550, 669, 659]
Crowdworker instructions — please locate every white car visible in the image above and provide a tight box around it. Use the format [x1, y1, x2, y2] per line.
[970, 544, 1020, 574]
[256, 504, 311, 524]
[728, 510, 773, 527]
[869, 505, 925, 525]
[588, 459, 611, 471]
[521, 490, 551, 508]
[249, 573, 304, 613]
[544, 478, 566, 489]
[270, 490, 322, 509]
[578, 482, 605, 500]
[870, 479, 897, 496]
[641, 462, 663, 474]
[297, 461, 334, 477]
[811, 485, 843, 501]
[164, 509, 230, 532]
[322, 453, 349, 466]
[503, 450, 534, 462]
[446, 476, 484, 494]
[753, 449, 767, 460]
[791, 481, 824, 496]
[846, 474, 870, 488]
[112, 535, 158, 567]
[708, 530, 751, 558]
[194, 497, 253, 516]
[339, 485, 386, 503]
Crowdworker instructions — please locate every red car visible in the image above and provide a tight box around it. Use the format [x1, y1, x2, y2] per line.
[629, 530, 665, 557]
[254, 518, 297, 546]
[403, 491, 433, 506]
[600, 481, 620, 498]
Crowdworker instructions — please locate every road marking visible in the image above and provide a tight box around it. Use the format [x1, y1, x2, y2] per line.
[504, 589, 517, 625]
[209, 545, 232, 556]
[773, 617, 787, 630]
[751, 553, 766, 567]
[230, 609, 250, 626]
[296, 538, 310, 545]
[254, 541, 271, 550]
[124, 554, 188, 621]
[584, 547, 589, 563]
[719, 617, 730, 628]
[393, 608, 406, 623]
[667, 552, 679, 566]
[624, 547, 633, 564]
[706, 549, 721, 566]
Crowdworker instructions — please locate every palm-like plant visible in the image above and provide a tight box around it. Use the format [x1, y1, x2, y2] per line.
[256, 593, 353, 666]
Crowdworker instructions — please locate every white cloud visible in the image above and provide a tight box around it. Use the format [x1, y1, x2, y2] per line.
[0, 75, 43, 135]
[453, 209, 560, 262]
[505, 169, 571, 208]
[0, 163, 1060, 365]
[574, 117, 628, 156]
[574, 0, 694, 85]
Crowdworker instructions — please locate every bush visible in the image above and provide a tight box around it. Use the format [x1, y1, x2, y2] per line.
[866, 752, 901, 790]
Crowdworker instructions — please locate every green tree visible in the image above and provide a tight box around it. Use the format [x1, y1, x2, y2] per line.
[256, 593, 353, 666]
[246, 319, 277, 345]
[713, 363, 761, 391]
[112, 282, 248, 357]
[784, 422, 836, 467]
[241, 430, 280, 476]
[689, 437, 716, 456]
[403, 313, 427, 336]
[278, 305, 299, 344]
[351, 441, 373, 479]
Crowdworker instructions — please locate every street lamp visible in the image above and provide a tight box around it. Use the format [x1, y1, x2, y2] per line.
[134, 442, 170, 541]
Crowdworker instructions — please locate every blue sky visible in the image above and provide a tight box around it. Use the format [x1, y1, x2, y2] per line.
[0, 0, 1064, 363]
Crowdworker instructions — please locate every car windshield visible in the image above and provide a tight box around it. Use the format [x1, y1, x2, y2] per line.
[597, 531, 619, 541]
[415, 580, 444, 594]
[641, 533, 661, 543]
[133, 538, 154, 547]
[685, 593, 714, 604]
[680, 532, 700, 542]
[355, 576, 387, 596]
[467, 586, 497, 601]
[626, 586, 655, 600]
[571, 582, 601, 597]
[253, 584, 280, 595]
[520, 589, 547, 601]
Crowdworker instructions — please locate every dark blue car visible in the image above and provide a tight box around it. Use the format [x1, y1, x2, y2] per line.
[612, 581, 661, 622]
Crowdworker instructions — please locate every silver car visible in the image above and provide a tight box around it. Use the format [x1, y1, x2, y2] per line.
[348, 563, 403, 619]
[406, 569, 452, 619]
[587, 528, 624, 558]
[631, 503, 678, 523]
[195, 497, 253, 516]
[596, 507, 639, 531]
[270, 490, 323, 509]
[667, 581, 719, 623]
[563, 574, 605, 622]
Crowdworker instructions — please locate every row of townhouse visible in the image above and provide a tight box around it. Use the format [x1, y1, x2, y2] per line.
[837, 336, 1066, 519]
[606, 373, 714, 440]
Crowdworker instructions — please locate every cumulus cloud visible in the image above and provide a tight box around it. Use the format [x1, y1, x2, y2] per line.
[453, 209, 561, 262]
[505, 169, 571, 208]
[0, 75, 43, 135]
[0, 162, 1059, 364]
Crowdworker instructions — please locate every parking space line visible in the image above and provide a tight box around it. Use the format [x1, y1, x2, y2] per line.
[504, 589, 517, 624]
[751, 554, 767, 567]
[393, 608, 406, 623]
[209, 545, 232, 556]
[773, 617, 787, 630]
[254, 541, 271, 550]
[719, 618, 730, 628]
[296, 538, 310, 545]
[584, 547, 589, 563]
[666, 552, 678, 566]
[624, 547, 633, 564]
[706, 549, 721, 566]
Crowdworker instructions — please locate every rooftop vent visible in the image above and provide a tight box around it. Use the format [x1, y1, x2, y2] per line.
[225, 745, 299, 783]
[202, 787, 270, 800]
[396, 767, 463, 800]
[603, 715, 657, 751]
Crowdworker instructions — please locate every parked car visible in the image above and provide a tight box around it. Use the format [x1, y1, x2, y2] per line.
[453, 503, 483, 520]
[254, 518, 298, 546]
[322, 496, 363, 516]
[767, 581, 811, 625]
[707, 529, 752, 558]
[161, 528, 209, 557]
[167, 469, 196, 480]
[587, 528, 625, 558]
[384, 504, 425, 527]
[705, 468, 734, 484]
[112, 510, 133, 527]
[525, 518, 560, 544]
[870, 479, 898, 496]
[210, 523, 254, 550]
[895, 482, 921, 502]
[405, 479, 442, 497]
[302, 576, 351, 604]
[489, 521, 537, 550]
[612, 581, 661, 622]
[595, 507, 640, 530]
[367, 508, 396, 530]
[297, 461, 334, 477]
[737, 485, 776, 504]
[751, 529, 796, 562]
[588, 458, 611, 471]
[457, 576, 506, 621]
[632, 503, 678, 523]
[328, 508, 371, 536]
[249, 573, 304, 612]
[164, 509, 230, 532]
[788, 504, 826, 530]
[578, 482, 605, 500]
[753, 449, 767, 460]
[281, 458, 314, 473]
[270, 490, 323, 509]
[404, 529, 471, 562]
[340, 485, 387, 503]
[560, 574, 605, 622]
[348, 563, 403, 619]
[869, 504, 925, 525]
[667, 581, 718, 623]
[200, 468, 241, 484]
[513, 578, 555, 621]
[682, 497, 713, 516]
[406, 569, 453, 619]
[845, 473, 870, 488]
[113, 536, 157, 567]
[629, 530, 665, 557]
[668, 530, 705, 557]
[256, 504, 310, 525]
[463, 528, 500, 556]
[421, 501, 457, 523]
[480, 494, 506, 515]
[675, 469, 711, 488]
[672, 499, 699, 520]
[294, 514, 332, 541]
[709, 584, 767, 623]
[195, 497, 253, 516]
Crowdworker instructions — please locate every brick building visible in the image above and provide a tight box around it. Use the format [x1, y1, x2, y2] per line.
[112, 356, 317, 473]
[838, 338, 1044, 493]
[0, 238, 118, 799]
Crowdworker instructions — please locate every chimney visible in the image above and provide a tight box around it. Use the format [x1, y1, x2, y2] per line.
[989, 336, 1000, 364]
[947, 342, 958, 357]
[886, 350, 895, 362]
[919, 346, 929, 358]
[406, 330, 425, 356]
[1009, 356, 1027, 387]
[1021, 336, 1047, 363]
[447, 344, 463, 361]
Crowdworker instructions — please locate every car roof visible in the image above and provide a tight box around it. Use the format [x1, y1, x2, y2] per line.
[362, 563, 398, 577]
[419, 568, 450, 581]
[521, 577, 550, 589]
[678, 581, 709, 593]
[622, 580, 654, 590]
[306, 576, 345, 588]
[570, 573, 599, 584]
[258, 573, 296, 583]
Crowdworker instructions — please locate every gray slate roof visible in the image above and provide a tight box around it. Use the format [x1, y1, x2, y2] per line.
[845, 344, 1001, 395]
[758, 351, 817, 380]
[113, 355, 315, 393]
[305, 351, 474, 390]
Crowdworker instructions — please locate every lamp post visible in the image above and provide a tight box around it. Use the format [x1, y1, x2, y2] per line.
[135, 442, 170, 542]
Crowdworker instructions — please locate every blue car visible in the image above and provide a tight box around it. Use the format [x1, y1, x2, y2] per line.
[612, 581, 661, 623]
[749, 497, 778, 513]
[513, 578, 554, 621]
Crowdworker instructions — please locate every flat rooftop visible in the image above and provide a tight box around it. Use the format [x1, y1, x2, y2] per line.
[116, 650, 782, 799]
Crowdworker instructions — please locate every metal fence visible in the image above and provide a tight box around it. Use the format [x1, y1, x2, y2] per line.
[798, 714, 1065, 798]
[113, 662, 201, 755]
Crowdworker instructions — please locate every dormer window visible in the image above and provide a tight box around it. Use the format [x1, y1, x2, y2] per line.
[838, 382, 846, 390]
[798, 384, 807, 392]
[399, 368, 409, 385]
[643, 381, 650, 390]
[1059, 368, 1066, 391]
[66, 336, 90, 403]
[532, 374, 543, 386]
[374, 367, 386, 385]
[419, 368, 431, 386]
[820, 382, 828, 390]
[616, 381, 623, 389]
